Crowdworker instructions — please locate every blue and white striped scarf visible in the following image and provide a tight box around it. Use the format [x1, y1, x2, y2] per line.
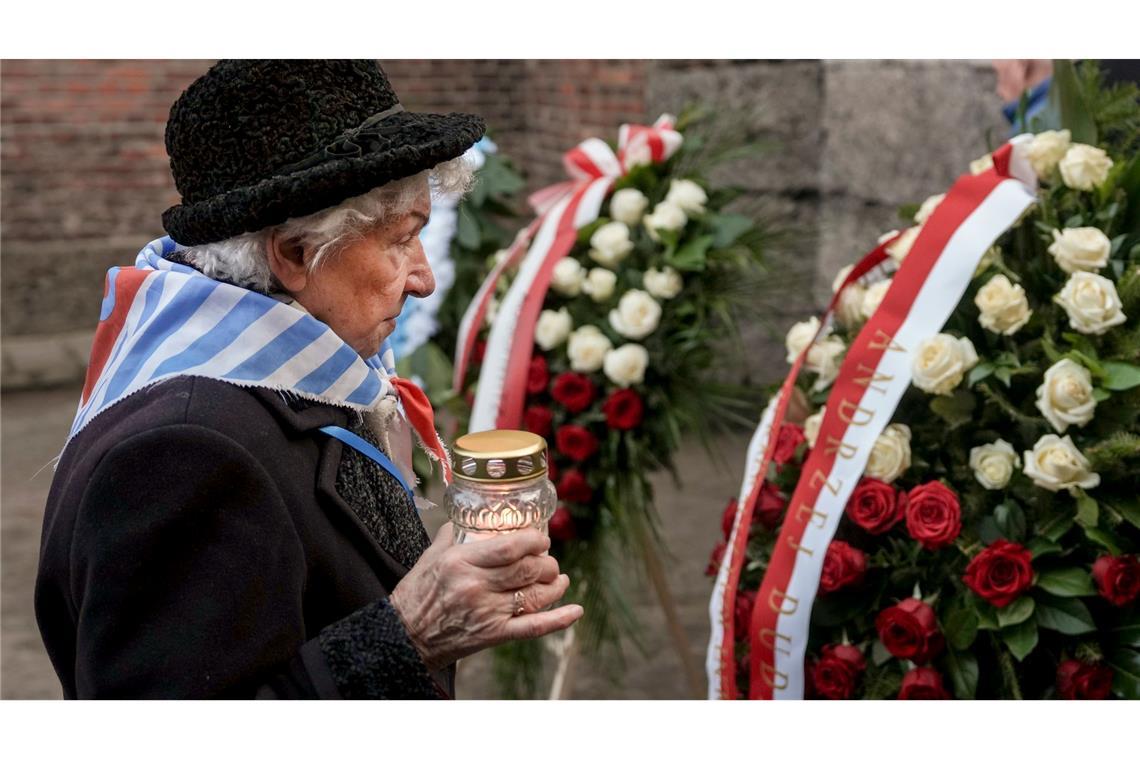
[68, 236, 399, 446]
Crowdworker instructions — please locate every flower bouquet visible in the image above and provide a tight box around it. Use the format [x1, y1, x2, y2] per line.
[455, 110, 770, 697]
[710, 62, 1140, 700]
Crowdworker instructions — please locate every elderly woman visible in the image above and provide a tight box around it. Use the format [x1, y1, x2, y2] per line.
[35, 60, 581, 699]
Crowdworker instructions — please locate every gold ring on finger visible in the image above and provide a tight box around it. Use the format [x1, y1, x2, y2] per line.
[513, 589, 526, 617]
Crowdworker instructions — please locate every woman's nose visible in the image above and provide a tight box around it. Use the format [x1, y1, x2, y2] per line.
[404, 242, 436, 299]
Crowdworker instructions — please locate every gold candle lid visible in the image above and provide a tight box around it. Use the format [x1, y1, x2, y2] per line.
[451, 429, 548, 483]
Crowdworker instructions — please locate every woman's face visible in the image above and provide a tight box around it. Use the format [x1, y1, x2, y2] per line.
[294, 184, 435, 357]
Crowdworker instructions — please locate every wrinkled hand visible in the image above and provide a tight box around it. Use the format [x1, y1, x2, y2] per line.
[388, 524, 583, 671]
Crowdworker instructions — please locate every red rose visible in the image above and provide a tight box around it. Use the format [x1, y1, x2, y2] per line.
[473, 339, 487, 364]
[875, 597, 944, 664]
[706, 541, 727, 577]
[556, 469, 593, 503]
[527, 354, 550, 396]
[523, 405, 554, 438]
[734, 590, 757, 639]
[755, 484, 787, 530]
[549, 506, 576, 542]
[963, 539, 1034, 608]
[551, 373, 596, 413]
[555, 424, 598, 462]
[812, 644, 866, 700]
[602, 388, 644, 430]
[847, 478, 905, 535]
[905, 481, 962, 550]
[772, 423, 806, 465]
[720, 498, 738, 540]
[898, 667, 951, 699]
[1057, 659, 1114, 699]
[819, 540, 867, 594]
[1092, 554, 1140, 607]
[547, 458, 560, 486]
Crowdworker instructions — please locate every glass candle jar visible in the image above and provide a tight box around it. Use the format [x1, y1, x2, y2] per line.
[446, 430, 557, 544]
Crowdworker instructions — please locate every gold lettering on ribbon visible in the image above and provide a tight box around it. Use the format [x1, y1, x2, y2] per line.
[852, 363, 894, 396]
[768, 588, 799, 615]
[809, 468, 843, 496]
[867, 328, 907, 354]
[759, 628, 793, 658]
[823, 436, 858, 460]
[761, 662, 789, 691]
[795, 503, 828, 528]
[838, 399, 875, 426]
[786, 535, 814, 557]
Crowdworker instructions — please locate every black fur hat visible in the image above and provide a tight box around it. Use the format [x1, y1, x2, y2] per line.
[162, 60, 485, 246]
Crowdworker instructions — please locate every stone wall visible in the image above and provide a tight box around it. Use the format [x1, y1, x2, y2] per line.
[0, 59, 1007, 390]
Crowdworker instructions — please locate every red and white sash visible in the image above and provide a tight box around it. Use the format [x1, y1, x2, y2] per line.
[454, 116, 682, 433]
[708, 135, 1038, 699]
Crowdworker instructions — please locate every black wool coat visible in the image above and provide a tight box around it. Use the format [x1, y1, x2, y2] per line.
[35, 375, 452, 699]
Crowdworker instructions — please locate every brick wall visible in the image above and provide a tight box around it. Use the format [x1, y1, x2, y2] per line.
[0, 59, 648, 350]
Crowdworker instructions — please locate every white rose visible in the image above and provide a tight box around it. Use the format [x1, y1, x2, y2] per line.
[643, 201, 688, 242]
[664, 178, 708, 215]
[534, 308, 572, 351]
[806, 336, 846, 391]
[914, 193, 945, 224]
[566, 324, 613, 373]
[969, 439, 1018, 490]
[887, 225, 922, 262]
[608, 188, 649, 226]
[865, 423, 911, 484]
[784, 316, 821, 364]
[1023, 434, 1100, 492]
[581, 267, 618, 302]
[588, 221, 635, 268]
[974, 274, 1032, 335]
[603, 343, 649, 387]
[550, 257, 586, 296]
[1054, 271, 1127, 335]
[911, 333, 979, 395]
[622, 142, 653, 170]
[485, 297, 500, 327]
[1059, 144, 1113, 191]
[643, 266, 684, 299]
[1048, 227, 1111, 274]
[860, 280, 893, 321]
[608, 289, 662, 340]
[1025, 129, 1071, 177]
[831, 264, 867, 327]
[804, 406, 826, 449]
[1035, 358, 1097, 433]
[970, 153, 994, 175]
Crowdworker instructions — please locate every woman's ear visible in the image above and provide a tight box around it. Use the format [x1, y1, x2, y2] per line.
[266, 229, 309, 294]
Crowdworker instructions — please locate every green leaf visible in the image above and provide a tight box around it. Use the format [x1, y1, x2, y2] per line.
[1027, 537, 1062, 559]
[974, 601, 1001, 631]
[1085, 526, 1123, 555]
[1111, 617, 1140, 648]
[1040, 513, 1075, 542]
[1036, 567, 1097, 597]
[1035, 594, 1097, 634]
[1001, 618, 1039, 662]
[994, 502, 1027, 543]
[1092, 387, 1112, 402]
[967, 363, 995, 387]
[945, 648, 979, 699]
[668, 234, 715, 272]
[930, 390, 977, 430]
[1114, 498, 1140, 530]
[1049, 59, 1098, 145]
[942, 600, 979, 651]
[1075, 491, 1099, 529]
[871, 639, 892, 666]
[997, 596, 1036, 628]
[1109, 648, 1140, 700]
[455, 205, 481, 250]
[1102, 361, 1140, 391]
[707, 213, 754, 249]
[979, 516, 1003, 545]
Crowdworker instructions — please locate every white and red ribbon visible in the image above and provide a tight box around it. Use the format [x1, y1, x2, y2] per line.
[455, 116, 681, 433]
[708, 135, 1039, 699]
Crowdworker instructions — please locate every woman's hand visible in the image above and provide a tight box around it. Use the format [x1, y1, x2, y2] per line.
[388, 524, 583, 671]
